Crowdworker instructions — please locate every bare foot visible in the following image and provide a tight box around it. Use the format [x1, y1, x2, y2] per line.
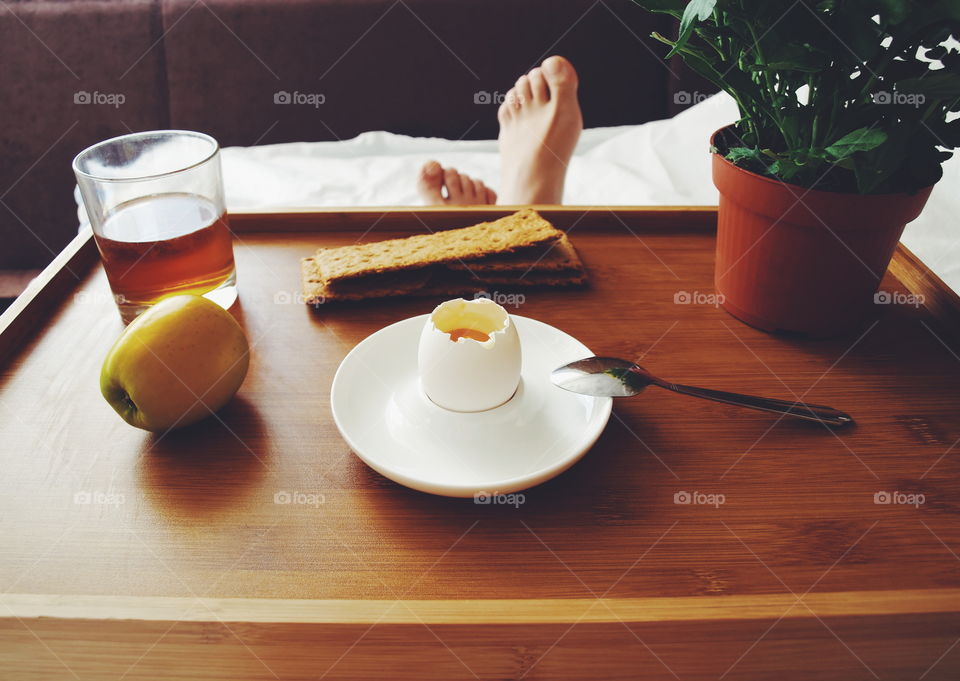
[417, 160, 497, 205]
[497, 56, 582, 205]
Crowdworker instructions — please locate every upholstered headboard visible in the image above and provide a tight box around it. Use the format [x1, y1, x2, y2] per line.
[1, 0, 710, 268]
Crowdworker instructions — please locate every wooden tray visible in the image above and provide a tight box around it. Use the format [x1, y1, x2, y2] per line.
[2, 207, 959, 680]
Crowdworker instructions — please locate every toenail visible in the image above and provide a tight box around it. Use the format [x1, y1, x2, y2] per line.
[544, 56, 562, 74]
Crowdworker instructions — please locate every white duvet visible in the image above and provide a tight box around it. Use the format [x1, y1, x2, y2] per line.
[221, 93, 739, 208]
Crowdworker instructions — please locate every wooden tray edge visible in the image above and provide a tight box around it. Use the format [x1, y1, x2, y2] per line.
[226, 205, 721, 233]
[3, 589, 959, 625]
[890, 243, 960, 336]
[0, 226, 98, 367]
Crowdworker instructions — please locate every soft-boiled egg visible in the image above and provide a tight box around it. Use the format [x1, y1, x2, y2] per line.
[418, 298, 521, 412]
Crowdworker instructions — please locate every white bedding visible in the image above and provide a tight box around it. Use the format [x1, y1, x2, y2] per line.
[221, 93, 739, 209]
[81, 93, 960, 290]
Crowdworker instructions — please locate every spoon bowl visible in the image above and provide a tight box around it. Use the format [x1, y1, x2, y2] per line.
[550, 356, 652, 397]
[551, 356, 854, 426]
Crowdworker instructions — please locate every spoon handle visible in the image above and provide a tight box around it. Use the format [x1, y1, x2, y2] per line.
[661, 382, 854, 426]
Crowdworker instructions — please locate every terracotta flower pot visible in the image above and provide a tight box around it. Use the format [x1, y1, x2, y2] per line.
[711, 129, 934, 337]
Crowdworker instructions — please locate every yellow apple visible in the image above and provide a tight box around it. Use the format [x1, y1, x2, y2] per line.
[100, 295, 250, 432]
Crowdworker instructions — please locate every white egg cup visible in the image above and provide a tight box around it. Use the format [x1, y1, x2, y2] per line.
[331, 313, 612, 496]
[417, 298, 522, 413]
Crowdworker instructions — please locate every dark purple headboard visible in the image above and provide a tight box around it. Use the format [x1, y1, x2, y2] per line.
[1, 0, 712, 269]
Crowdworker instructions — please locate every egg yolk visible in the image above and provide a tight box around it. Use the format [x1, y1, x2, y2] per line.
[448, 327, 490, 343]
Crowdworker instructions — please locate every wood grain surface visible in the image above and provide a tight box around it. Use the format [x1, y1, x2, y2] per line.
[1, 208, 958, 680]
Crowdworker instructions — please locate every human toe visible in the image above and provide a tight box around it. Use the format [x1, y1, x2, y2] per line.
[416, 160, 445, 204]
[443, 167, 464, 201]
[542, 55, 578, 93]
[514, 75, 533, 107]
[527, 67, 549, 102]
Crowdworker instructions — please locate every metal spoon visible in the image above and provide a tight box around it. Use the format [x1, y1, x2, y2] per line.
[551, 357, 853, 426]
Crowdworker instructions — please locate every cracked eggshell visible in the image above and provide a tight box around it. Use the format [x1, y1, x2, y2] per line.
[417, 298, 522, 412]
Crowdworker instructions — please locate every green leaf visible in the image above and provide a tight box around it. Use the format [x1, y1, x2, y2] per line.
[852, 157, 888, 194]
[650, 31, 677, 49]
[896, 71, 960, 99]
[851, 129, 912, 193]
[769, 157, 803, 180]
[667, 0, 717, 58]
[725, 147, 761, 164]
[905, 146, 948, 188]
[825, 128, 888, 160]
[925, 118, 960, 148]
[883, 60, 939, 83]
[749, 61, 823, 73]
[629, 0, 685, 15]
[751, 41, 831, 73]
[877, 0, 910, 25]
[829, 10, 883, 62]
[669, 42, 764, 110]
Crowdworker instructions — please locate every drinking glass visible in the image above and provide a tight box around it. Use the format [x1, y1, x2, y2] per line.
[73, 130, 237, 323]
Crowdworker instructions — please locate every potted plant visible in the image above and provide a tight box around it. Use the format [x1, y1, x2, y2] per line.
[633, 0, 960, 336]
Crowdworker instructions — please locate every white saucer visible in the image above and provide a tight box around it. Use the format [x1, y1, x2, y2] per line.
[330, 314, 612, 497]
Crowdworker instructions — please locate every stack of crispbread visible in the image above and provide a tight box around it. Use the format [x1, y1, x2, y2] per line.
[300, 210, 586, 304]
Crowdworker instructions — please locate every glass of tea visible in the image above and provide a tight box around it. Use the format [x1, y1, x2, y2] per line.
[73, 130, 236, 323]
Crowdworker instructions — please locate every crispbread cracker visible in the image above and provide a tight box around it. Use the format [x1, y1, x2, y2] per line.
[447, 234, 583, 273]
[313, 209, 561, 281]
[299, 210, 588, 304]
[301, 256, 586, 303]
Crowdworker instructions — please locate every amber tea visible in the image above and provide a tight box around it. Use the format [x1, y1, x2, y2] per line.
[95, 193, 235, 310]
